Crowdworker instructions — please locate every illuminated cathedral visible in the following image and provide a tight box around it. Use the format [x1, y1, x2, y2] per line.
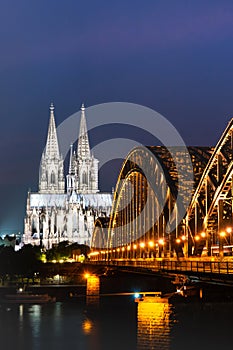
[23, 103, 112, 249]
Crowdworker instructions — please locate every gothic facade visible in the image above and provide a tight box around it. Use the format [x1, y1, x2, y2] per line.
[23, 103, 112, 249]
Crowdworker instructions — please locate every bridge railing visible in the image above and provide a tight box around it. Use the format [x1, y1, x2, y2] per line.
[90, 259, 233, 275]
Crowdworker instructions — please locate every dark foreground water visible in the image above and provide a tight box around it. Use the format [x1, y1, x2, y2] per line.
[1, 273, 233, 350]
[1, 296, 233, 350]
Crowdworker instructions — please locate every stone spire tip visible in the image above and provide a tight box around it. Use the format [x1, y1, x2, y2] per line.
[50, 102, 54, 111]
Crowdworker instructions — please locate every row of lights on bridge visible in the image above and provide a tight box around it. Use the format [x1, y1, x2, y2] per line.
[90, 228, 233, 256]
[193, 227, 232, 242]
[90, 239, 168, 256]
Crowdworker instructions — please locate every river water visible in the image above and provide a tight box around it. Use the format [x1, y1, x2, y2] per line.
[1, 275, 233, 350]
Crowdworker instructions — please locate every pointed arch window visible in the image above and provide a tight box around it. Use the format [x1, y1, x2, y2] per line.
[51, 171, 56, 184]
[82, 171, 87, 185]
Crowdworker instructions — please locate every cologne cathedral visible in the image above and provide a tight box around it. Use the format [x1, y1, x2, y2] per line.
[23, 103, 113, 249]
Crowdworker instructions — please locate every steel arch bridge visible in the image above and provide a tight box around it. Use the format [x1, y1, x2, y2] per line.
[91, 118, 233, 260]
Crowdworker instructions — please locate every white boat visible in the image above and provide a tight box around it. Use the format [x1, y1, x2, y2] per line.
[3, 288, 56, 304]
[134, 291, 169, 303]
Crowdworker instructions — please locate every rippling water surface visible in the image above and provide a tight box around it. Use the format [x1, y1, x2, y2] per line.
[1, 276, 233, 350]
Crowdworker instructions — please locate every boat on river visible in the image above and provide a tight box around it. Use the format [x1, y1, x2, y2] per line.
[2, 287, 56, 304]
[134, 291, 170, 303]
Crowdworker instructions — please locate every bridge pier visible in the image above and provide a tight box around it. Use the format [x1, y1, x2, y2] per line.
[218, 199, 224, 259]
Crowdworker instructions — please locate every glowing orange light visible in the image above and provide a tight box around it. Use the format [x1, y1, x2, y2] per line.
[226, 227, 232, 234]
[176, 238, 181, 244]
[200, 232, 206, 238]
[158, 239, 165, 245]
[127, 246, 130, 251]
[195, 235, 200, 241]
[220, 231, 226, 238]
[133, 244, 137, 249]
[148, 241, 154, 248]
[84, 273, 90, 279]
[89, 251, 99, 256]
[140, 242, 145, 248]
[82, 319, 93, 334]
[117, 248, 120, 252]
[122, 247, 125, 251]
[181, 235, 186, 241]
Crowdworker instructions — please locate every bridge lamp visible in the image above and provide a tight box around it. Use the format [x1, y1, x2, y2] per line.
[148, 241, 154, 248]
[127, 246, 131, 251]
[226, 227, 232, 234]
[158, 238, 165, 245]
[200, 232, 206, 238]
[117, 248, 120, 252]
[176, 238, 181, 244]
[122, 247, 125, 251]
[140, 242, 145, 248]
[219, 231, 226, 238]
[194, 235, 200, 241]
[133, 244, 137, 250]
[181, 235, 186, 241]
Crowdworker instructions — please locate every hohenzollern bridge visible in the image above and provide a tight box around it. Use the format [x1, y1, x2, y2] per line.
[90, 118, 233, 278]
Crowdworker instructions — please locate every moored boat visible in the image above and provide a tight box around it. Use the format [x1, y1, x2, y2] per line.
[3, 288, 56, 304]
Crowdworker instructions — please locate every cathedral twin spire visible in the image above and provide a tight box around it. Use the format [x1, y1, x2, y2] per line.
[39, 103, 65, 194]
[44, 103, 61, 160]
[68, 103, 99, 194]
[39, 102, 99, 195]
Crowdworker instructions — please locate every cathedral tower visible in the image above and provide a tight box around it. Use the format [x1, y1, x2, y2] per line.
[67, 104, 99, 194]
[39, 103, 65, 193]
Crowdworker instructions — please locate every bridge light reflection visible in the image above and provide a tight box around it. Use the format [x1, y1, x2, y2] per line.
[226, 227, 232, 234]
[140, 242, 145, 248]
[176, 238, 181, 244]
[194, 235, 200, 241]
[133, 244, 137, 250]
[181, 235, 186, 241]
[200, 232, 206, 238]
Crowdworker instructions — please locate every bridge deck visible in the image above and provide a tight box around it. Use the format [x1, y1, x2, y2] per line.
[89, 259, 233, 283]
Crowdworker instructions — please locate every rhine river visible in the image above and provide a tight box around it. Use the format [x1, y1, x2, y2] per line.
[1, 274, 233, 350]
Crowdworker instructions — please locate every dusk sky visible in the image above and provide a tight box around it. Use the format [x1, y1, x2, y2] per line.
[1, 0, 233, 234]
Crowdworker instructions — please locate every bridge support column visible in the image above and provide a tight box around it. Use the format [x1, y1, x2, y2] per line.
[183, 217, 189, 258]
[206, 228, 212, 257]
[218, 199, 224, 259]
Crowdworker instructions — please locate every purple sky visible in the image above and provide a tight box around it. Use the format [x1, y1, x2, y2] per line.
[1, 0, 233, 234]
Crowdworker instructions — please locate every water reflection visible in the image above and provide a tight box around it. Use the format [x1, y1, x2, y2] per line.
[136, 297, 172, 350]
[86, 275, 100, 306]
[82, 318, 93, 334]
[29, 305, 41, 340]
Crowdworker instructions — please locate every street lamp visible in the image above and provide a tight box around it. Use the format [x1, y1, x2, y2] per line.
[200, 232, 206, 238]
[219, 231, 226, 258]
[148, 241, 154, 248]
[158, 238, 165, 245]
